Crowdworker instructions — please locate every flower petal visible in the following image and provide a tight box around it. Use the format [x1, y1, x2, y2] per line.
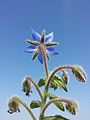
[38, 51, 43, 64]
[24, 45, 37, 53]
[46, 47, 59, 55]
[45, 32, 54, 43]
[31, 28, 41, 42]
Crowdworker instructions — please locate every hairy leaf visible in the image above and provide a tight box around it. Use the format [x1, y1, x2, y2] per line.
[43, 115, 69, 120]
[51, 75, 67, 92]
[38, 78, 46, 87]
[30, 100, 41, 109]
[49, 94, 65, 111]
[50, 80, 58, 90]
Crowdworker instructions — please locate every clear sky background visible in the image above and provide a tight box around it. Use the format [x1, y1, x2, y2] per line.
[0, 0, 90, 120]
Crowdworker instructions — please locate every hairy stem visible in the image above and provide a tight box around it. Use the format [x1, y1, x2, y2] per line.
[40, 98, 73, 115]
[40, 44, 49, 78]
[26, 77, 43, 100]
[13, 96, 36, 120]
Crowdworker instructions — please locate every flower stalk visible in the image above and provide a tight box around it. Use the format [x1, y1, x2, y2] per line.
[40, 44, 49, 78]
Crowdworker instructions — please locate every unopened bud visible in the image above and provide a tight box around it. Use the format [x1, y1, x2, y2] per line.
[22, 77, 32, 97]
[72, 65, 87, 82]
[8, 97, 20, 114]
[66, 101, 78, 115]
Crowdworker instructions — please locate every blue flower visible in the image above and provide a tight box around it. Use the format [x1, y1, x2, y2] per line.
[24, 28, 59, 64]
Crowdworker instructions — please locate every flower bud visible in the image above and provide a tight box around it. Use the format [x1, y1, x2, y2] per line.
[72, 65, 87, 82]
[8, 97, 20, 114]
[66, 101, 78, 115]
[22, 77, 32, 96]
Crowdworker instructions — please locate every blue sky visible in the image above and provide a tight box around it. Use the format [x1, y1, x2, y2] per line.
[0, 0, 90, 120]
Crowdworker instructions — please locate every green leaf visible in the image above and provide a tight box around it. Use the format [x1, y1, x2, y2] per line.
[52, 75, 67, 92]
[49, 94, 65, 111]
[43, 115, 69, 120]
[50, 80, 58, 90]
[38, 78, 46, 87]
[54, 102, 65, 111]
[30, 100, 41, 109]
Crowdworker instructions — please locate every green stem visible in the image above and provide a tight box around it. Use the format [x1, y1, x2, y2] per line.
[40, 98, 73, 115]
[27, 77, 43, 100]
[13, 96, 36, 120]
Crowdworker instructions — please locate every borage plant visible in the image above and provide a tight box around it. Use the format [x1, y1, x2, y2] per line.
[8, 29, 87, 120]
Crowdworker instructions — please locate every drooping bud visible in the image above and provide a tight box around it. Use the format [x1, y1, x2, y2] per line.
[8, 97, 20, 114]
[22, 77, 32, 96]
[72, 65, 87, 82]
[66, 101, 78, 115]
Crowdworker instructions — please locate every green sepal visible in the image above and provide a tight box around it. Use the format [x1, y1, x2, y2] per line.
[45, 42, 58, 47]
[30, 100, 41, 109]
[26, 39, 39, 46]
[32, 48, 39, 60]
[46, 52, 50, 60]
[49, 94, 65, 111]
[43, 115, 69, 120]
[38, 78, 46, 87]
[51, 75, 67, 92]
[41, 30, 46, 43]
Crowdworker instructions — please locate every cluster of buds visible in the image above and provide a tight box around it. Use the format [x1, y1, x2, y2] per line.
[8, 97, 20, 114]
[22, 77, 32, 96]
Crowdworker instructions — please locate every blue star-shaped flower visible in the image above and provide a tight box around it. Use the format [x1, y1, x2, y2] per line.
[24, 28, 59, 64]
